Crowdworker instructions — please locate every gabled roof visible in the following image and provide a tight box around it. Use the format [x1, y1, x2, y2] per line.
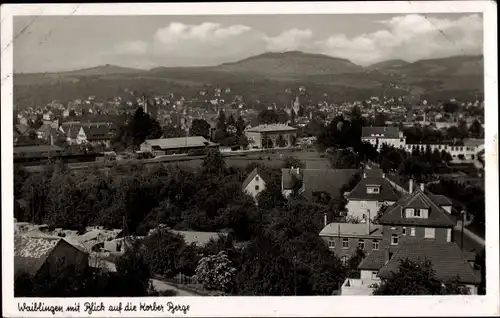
[242, 167, 271, 191]
[15, 124, 29, 135]
[66, 125, 84, 139]
[282, 168, 358, 200]
[362, 126, 401, 139]
[378, 240, 480, 285]
[378, 189, 456, 227]
[14, 236, 62, 275]
[346, 175, 402, 202]
[358, 250, 386, 271]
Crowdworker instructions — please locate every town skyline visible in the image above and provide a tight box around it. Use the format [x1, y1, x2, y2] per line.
[14, 13, 483, 73]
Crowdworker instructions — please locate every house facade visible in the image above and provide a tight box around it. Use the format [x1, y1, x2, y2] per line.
[345, 169, 403, 221]
[319, 220, 383, 264]
[241, 168, 270, 203]
[378, 184, 456, 254]
[245, 124, 297, 149]
[361, 126, 406, 150]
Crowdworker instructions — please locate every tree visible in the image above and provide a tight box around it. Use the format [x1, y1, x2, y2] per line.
[261, 135, 273, 149]
[190, 119, 210, 139]
[372, 258, 471, 295]
[202, 149, 226, 174]
[162, 124, 184, 138]
[217, 110, 227, 131]
[236, 116, 246, 134]
[238, 135, 249, 149]
[113, 241, 154, 296]
[468, 119, 483, 138]
[329, 149, 360, 169]
[257, 109, 280, 125]
[194, 251, 237, 293]
[443, 102, 459, 113]
[283, 156, 304, 169]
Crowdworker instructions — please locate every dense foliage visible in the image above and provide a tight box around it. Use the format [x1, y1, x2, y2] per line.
[372, 258, 471, 295]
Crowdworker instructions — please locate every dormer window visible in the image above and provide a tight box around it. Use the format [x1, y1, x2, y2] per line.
[405, 208, 429, 219]
[366, 186, 380, 194]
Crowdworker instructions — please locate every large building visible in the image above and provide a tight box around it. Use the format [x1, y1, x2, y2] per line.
[361, 126, 406, 150]
[140, 136, 219, 156]
[245, 124, 297, 149]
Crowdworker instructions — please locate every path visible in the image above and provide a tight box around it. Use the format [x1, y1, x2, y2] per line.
[150, 279, 199, 296]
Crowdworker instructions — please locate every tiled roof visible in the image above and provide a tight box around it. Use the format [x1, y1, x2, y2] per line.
[378, 189, 456, 227]
[426, 193, 453, 206]
[361, 126, 401, 139]
[364, 168, 384, 178]
[14, 236, 61, 275]
[82, 125, 110, 141]
[378, 240, 480, 285]
[358, 250, 386, 270]
[463, 138, 484, 148]
[282, 168, 358, 200]
[346, 176, 402, 202]
[143, 136, 217, 149]
[246, 124, 297, 133]
[66, 125, 83, 139]
[319, 222, 383, 239]
[241, 168, 271, 191]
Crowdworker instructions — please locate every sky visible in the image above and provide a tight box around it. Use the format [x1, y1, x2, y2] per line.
[13, 13, 483, 73]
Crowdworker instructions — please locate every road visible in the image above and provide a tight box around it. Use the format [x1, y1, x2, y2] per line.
[150, 279, 199, 296]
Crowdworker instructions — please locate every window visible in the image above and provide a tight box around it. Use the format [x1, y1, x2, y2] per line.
[410, 227, 416, 236]
[362, 214, 366, 220]
[371, 271, 378, 280]
[367, 186, 380, 194]
[391, 234, 399, 245]
[255, 176, 259, 181]
[402, 227, 407, 235]
[414, 209, 421, 217]
[342, 238, 349, 249]
[341, 256, 349, 267]
[372, 239, 379, 250]
[255, 185, 259, 191]
[358, 239, 365, 250]
[447, 229, 452, 242]
[400, 139, 404, 142]
[328, 240, 335, 249]
[425, 228, 435, 239]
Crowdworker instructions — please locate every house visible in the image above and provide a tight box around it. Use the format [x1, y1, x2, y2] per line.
[140, 136, 219, 156]
[341, 250, 385, 295]
[65, 125, 87, 145]
[319, 219, 383, 263]
[361, 126, 406, 150]
[378, 181, 456, 254]
[281, 167, 358, 201]
[14, 235, 89, 278]
[245, 124, 297, 149]
[82, 124, 111, 148]
[345, 169, 404, 221]
[378, 240, 481, 294]
[241, 168, 271, 203]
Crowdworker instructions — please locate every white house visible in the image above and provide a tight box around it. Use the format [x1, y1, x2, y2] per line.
[361, 126, 406, 150]
[341, 250, 384, 295]
[345, 169, 403, 221]
[241, 168, 270, 203]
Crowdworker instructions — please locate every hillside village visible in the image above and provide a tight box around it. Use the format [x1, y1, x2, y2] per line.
[12, 51, 486, 297]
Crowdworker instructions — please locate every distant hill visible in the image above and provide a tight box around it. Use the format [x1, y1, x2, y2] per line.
[57, 64, 146, 77]
[368, 59, 410, 71]
[215, 51, 365, 76]
[386, 55, 483, 77]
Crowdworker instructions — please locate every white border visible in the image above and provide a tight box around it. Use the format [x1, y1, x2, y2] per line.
[1, 2, 498, 317]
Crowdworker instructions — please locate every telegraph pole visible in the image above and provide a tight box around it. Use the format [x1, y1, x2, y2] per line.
[293, 256, 297, 296]
[461, 210, 465, 250]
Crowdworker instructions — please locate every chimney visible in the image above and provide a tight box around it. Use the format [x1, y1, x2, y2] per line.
[363, 172, 367, 178]
[324, 213, 328, 227]
[409, 179, 414, 193]
[420, 183, 425, 192]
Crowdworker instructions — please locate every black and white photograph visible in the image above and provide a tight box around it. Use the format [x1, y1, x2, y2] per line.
[2, 2, 498, 317]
